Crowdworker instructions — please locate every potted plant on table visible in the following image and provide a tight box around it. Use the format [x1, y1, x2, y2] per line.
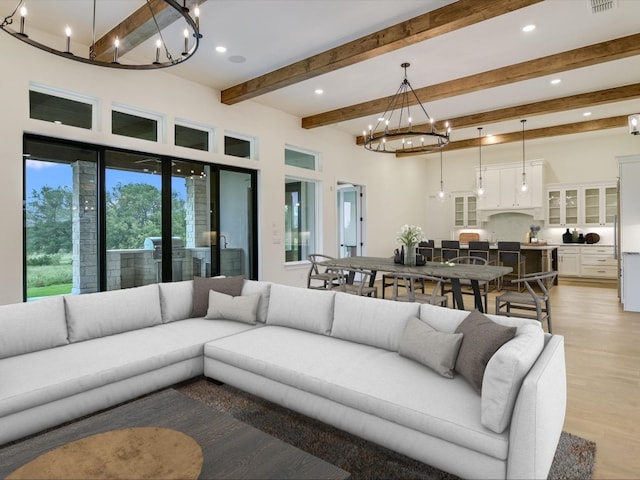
[397, 225, 424, 266]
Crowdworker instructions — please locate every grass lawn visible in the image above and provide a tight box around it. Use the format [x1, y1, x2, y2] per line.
[27, 283, 72, 299]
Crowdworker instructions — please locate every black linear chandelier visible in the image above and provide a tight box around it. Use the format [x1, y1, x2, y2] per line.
[1, 0, 201, 70]
[363, 63, 451, 154]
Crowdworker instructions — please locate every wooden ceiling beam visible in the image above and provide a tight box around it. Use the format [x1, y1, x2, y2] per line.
[356, 83, 640, 144]
[220, 0, 543, 105]
[92, 0, 205, 62]
[305, 33, 640, 129]
[396, 116, 629, 157]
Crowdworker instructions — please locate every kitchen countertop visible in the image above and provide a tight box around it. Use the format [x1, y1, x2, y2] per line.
[549, 243, 614, 247]
[458, 244, 558, 251]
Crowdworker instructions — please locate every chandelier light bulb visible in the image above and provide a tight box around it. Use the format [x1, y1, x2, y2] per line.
[19, 5, 27, 35]
[113, 37, 119, 63]
[65, 26, 72, 53]
[194, 5, 200, 30]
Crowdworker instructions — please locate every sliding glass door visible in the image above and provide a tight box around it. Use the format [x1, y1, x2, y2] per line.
[23, 135, 258, 300]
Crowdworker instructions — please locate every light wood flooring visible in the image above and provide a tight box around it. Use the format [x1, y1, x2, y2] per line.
[381, 279, 640, 479]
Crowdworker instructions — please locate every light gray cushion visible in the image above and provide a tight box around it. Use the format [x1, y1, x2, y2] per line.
[64, 284, 162, 342]
[0, 296, 68, 359]
[454, 310, 516, 393]
[158, 280, 193, 323]
[331, 292, 419, 351]
[481, 321, 544, 433]
[398, 316, 463, 378]
[205, 290, 260, 325]
[192, 275, 244, 318]
[241, 280, 271, 323]
[266, 284, 335, 335]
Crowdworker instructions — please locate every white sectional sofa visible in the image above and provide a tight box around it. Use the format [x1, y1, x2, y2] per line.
[0, 278, 566, 479]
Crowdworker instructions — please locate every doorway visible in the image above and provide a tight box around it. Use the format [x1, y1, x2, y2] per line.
[337, 183, 365, 258]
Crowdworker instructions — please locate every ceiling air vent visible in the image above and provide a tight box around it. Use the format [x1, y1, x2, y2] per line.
[588, 0, 617, 14]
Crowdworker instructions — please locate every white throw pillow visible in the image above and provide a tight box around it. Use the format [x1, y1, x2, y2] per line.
[398, 316, 463, 378]
[266, 284, 335, 334]
[205, 289, 260, 325]
[331, 292, 419, 351]
[65, 284, 162, 342]
[241, 280, 272, 323]
[481, 321, 544, 433]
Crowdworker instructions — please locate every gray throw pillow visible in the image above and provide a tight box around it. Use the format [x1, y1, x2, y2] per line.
[398, 316, 463, 378]
[192, 275, 244, 317]
[205, 290, 259, 325]
[454, 310, 517, 393]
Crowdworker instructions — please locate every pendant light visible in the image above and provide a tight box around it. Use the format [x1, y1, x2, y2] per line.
[520, 119, 528, 192]
[438, 149, 446, 201]
[476, 127, 484, 197]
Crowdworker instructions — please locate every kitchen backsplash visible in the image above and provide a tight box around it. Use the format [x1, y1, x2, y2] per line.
[447, 212, 615, 245]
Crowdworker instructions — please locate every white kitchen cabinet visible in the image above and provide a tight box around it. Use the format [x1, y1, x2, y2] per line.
[547, 187, 579, 226]
[580, 246, 616, 278]
[453, 194, 477, 227]
[557, 246, 580, 276]
[583, 184, 617, 226]
[477, 161, 543, 210]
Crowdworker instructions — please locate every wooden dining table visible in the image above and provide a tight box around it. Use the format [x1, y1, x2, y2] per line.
[320, 256, 512, 313]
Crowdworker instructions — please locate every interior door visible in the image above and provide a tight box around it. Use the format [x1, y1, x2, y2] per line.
[337, 184, 364, 258]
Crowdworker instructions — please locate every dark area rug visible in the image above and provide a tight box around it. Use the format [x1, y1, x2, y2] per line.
[176, 378, 595, 480]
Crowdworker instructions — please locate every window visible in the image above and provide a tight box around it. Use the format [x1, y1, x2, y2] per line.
[285, 147, 319, 171]
[175, 122, 212, 151]
[24, 137, 98, 299]
[285, 178, 318, 262]
[24, 135, 259, 300]
[29, 83, 96, 129]
[224, 132, 255, 159]
[112, 105, 163, 142]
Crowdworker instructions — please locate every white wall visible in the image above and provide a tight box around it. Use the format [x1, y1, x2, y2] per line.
[2, 34, 639, 304]
[0, 34, 429, 304]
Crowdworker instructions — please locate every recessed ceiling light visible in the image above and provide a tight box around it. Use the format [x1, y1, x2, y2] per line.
[550, 78, 562, 85]
[314, 89, 324, 95]
[583, 111, 592, 117]
[215, 46, 227, 53]
[522, 24, 536, 32]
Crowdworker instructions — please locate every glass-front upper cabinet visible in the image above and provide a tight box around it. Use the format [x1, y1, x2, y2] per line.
[547, 187, 578, 226]
[454, 194, 477, 227]
[583, 185, 617, 226]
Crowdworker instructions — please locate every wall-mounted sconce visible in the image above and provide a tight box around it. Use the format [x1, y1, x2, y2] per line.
[630, 114, 640, 135]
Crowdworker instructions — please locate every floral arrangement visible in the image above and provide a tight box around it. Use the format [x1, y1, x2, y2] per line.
[529, 224, 541, 241]
[397, 224, 424, 247]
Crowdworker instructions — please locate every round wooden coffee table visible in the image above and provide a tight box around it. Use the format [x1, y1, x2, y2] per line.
[7, 427, 203, 480]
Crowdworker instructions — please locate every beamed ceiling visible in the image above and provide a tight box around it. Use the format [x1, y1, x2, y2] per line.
[5, 0, 640, 156]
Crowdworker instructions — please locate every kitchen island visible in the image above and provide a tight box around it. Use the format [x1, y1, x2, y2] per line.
[453, 243, 558, 284]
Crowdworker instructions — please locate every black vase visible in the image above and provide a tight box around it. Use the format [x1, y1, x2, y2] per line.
[578, 233, 586, 244]
[562, 228, 573, 243]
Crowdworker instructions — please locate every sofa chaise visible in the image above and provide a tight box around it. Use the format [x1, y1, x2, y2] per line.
[0, 277, 566, 479]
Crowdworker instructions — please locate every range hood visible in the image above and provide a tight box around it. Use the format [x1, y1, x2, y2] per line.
[478, 208, 543, 223]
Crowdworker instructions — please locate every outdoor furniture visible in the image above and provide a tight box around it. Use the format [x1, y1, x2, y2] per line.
[495, 271, 558, 333]
[388, 273, 448, 307]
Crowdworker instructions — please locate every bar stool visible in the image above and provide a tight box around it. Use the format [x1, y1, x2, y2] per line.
[468, 241, 499, 290]
[497, 241, 526, 291]
[440, 240, 460, 262]
[417, 240, 436, 261]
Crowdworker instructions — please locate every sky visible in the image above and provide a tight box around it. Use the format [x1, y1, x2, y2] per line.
[25, 160, 184, 201]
